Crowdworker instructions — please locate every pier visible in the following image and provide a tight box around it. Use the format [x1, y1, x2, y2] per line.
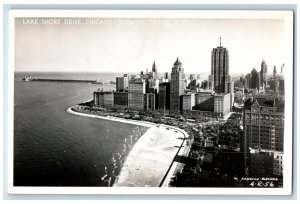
[22, 76, 97, 83]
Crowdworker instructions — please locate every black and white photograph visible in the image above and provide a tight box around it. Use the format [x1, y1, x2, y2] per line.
[8, 9, 293, 195]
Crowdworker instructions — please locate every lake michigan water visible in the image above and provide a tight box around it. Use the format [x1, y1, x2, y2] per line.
[14, 72, 148, 186]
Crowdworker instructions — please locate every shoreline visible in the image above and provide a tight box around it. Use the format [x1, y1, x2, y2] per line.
[66, 107, 154, 128]
[67, 106, 190, 187]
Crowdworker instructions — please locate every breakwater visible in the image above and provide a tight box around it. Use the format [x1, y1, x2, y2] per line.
[30, 78, 97, 83]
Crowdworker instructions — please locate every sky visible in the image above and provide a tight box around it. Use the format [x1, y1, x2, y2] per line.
[14, 17, 286, 75]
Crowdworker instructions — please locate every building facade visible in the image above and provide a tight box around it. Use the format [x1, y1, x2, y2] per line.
[245, 73, 251, 88]
[194, 91, 214, 111]
[260, 60, 268, 87]
[93, 91, 114, 107]
[158, 82, 170, 110]
[148, 78, 159, 93]
[250, 68, 260, 90]
[243, 97, 284, 152]
[273, 66, 277, 78]
[249, 149, 283, 178]
[210, 38, 230, 93]
[182, 93, 195, 111]
[249, 150, 274, 178]
[151, 61, 158, 79]
[128, 78, 146, 110]
[144, 93, 156, 111]
[213, 93, 231, 117]
[113, 92, 128, 107]
[116, 74, 128, 91]
[273, 151, 283, 177]
[208, 75, 214, 90]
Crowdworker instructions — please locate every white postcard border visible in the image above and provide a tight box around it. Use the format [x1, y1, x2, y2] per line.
[8, 9, 294, 195]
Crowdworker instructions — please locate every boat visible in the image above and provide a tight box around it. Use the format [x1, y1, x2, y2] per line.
[22, 76, 34, 81]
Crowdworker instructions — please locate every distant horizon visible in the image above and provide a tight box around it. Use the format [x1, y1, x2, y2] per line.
[16, 70, 282, 81]
[15, 15, 287, 74]
[15, 70, 247, 77]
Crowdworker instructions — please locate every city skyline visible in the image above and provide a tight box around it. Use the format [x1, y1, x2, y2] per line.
[15, 17, 286, 74]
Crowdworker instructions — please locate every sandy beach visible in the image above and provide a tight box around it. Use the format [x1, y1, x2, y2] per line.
[67, 107, 189, 187]
[114, 125, 188, 187]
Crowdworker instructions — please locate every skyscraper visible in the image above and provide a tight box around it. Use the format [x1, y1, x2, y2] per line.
[164, 72, 168, 80]
[116, 74, 128, 92]
[158, 82, 170, 110]
[210, 37, 230, 93]
[128, 78, 146, 110]
[281, 64, 285, 74]
[260, 60, 268, 87]
[250, 68, 260, 90]
[273, 65, 277, 78]
[170, 57, 185, 110]
[152, 61, 158, 79]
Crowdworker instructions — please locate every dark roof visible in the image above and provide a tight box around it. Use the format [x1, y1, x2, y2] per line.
[174, 57, 182, 65]
[256, 98, 275, 107]
[251, 68, 258, 74]
[244, 97, 284, 112]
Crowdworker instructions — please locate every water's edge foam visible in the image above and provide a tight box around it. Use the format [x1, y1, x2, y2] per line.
[66, 107, 154, 128]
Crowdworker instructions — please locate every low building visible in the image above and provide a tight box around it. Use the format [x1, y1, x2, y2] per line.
[181, 91, 230, 118]
[93, 90, 114, 107]
[214, 93, 231, 117]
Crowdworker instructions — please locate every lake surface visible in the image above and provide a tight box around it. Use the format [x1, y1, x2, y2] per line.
[14, 72, 148, 186]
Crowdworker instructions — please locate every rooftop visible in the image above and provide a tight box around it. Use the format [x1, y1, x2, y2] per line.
[174, 57, 182, 65]
[244, 97, 285, 112]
